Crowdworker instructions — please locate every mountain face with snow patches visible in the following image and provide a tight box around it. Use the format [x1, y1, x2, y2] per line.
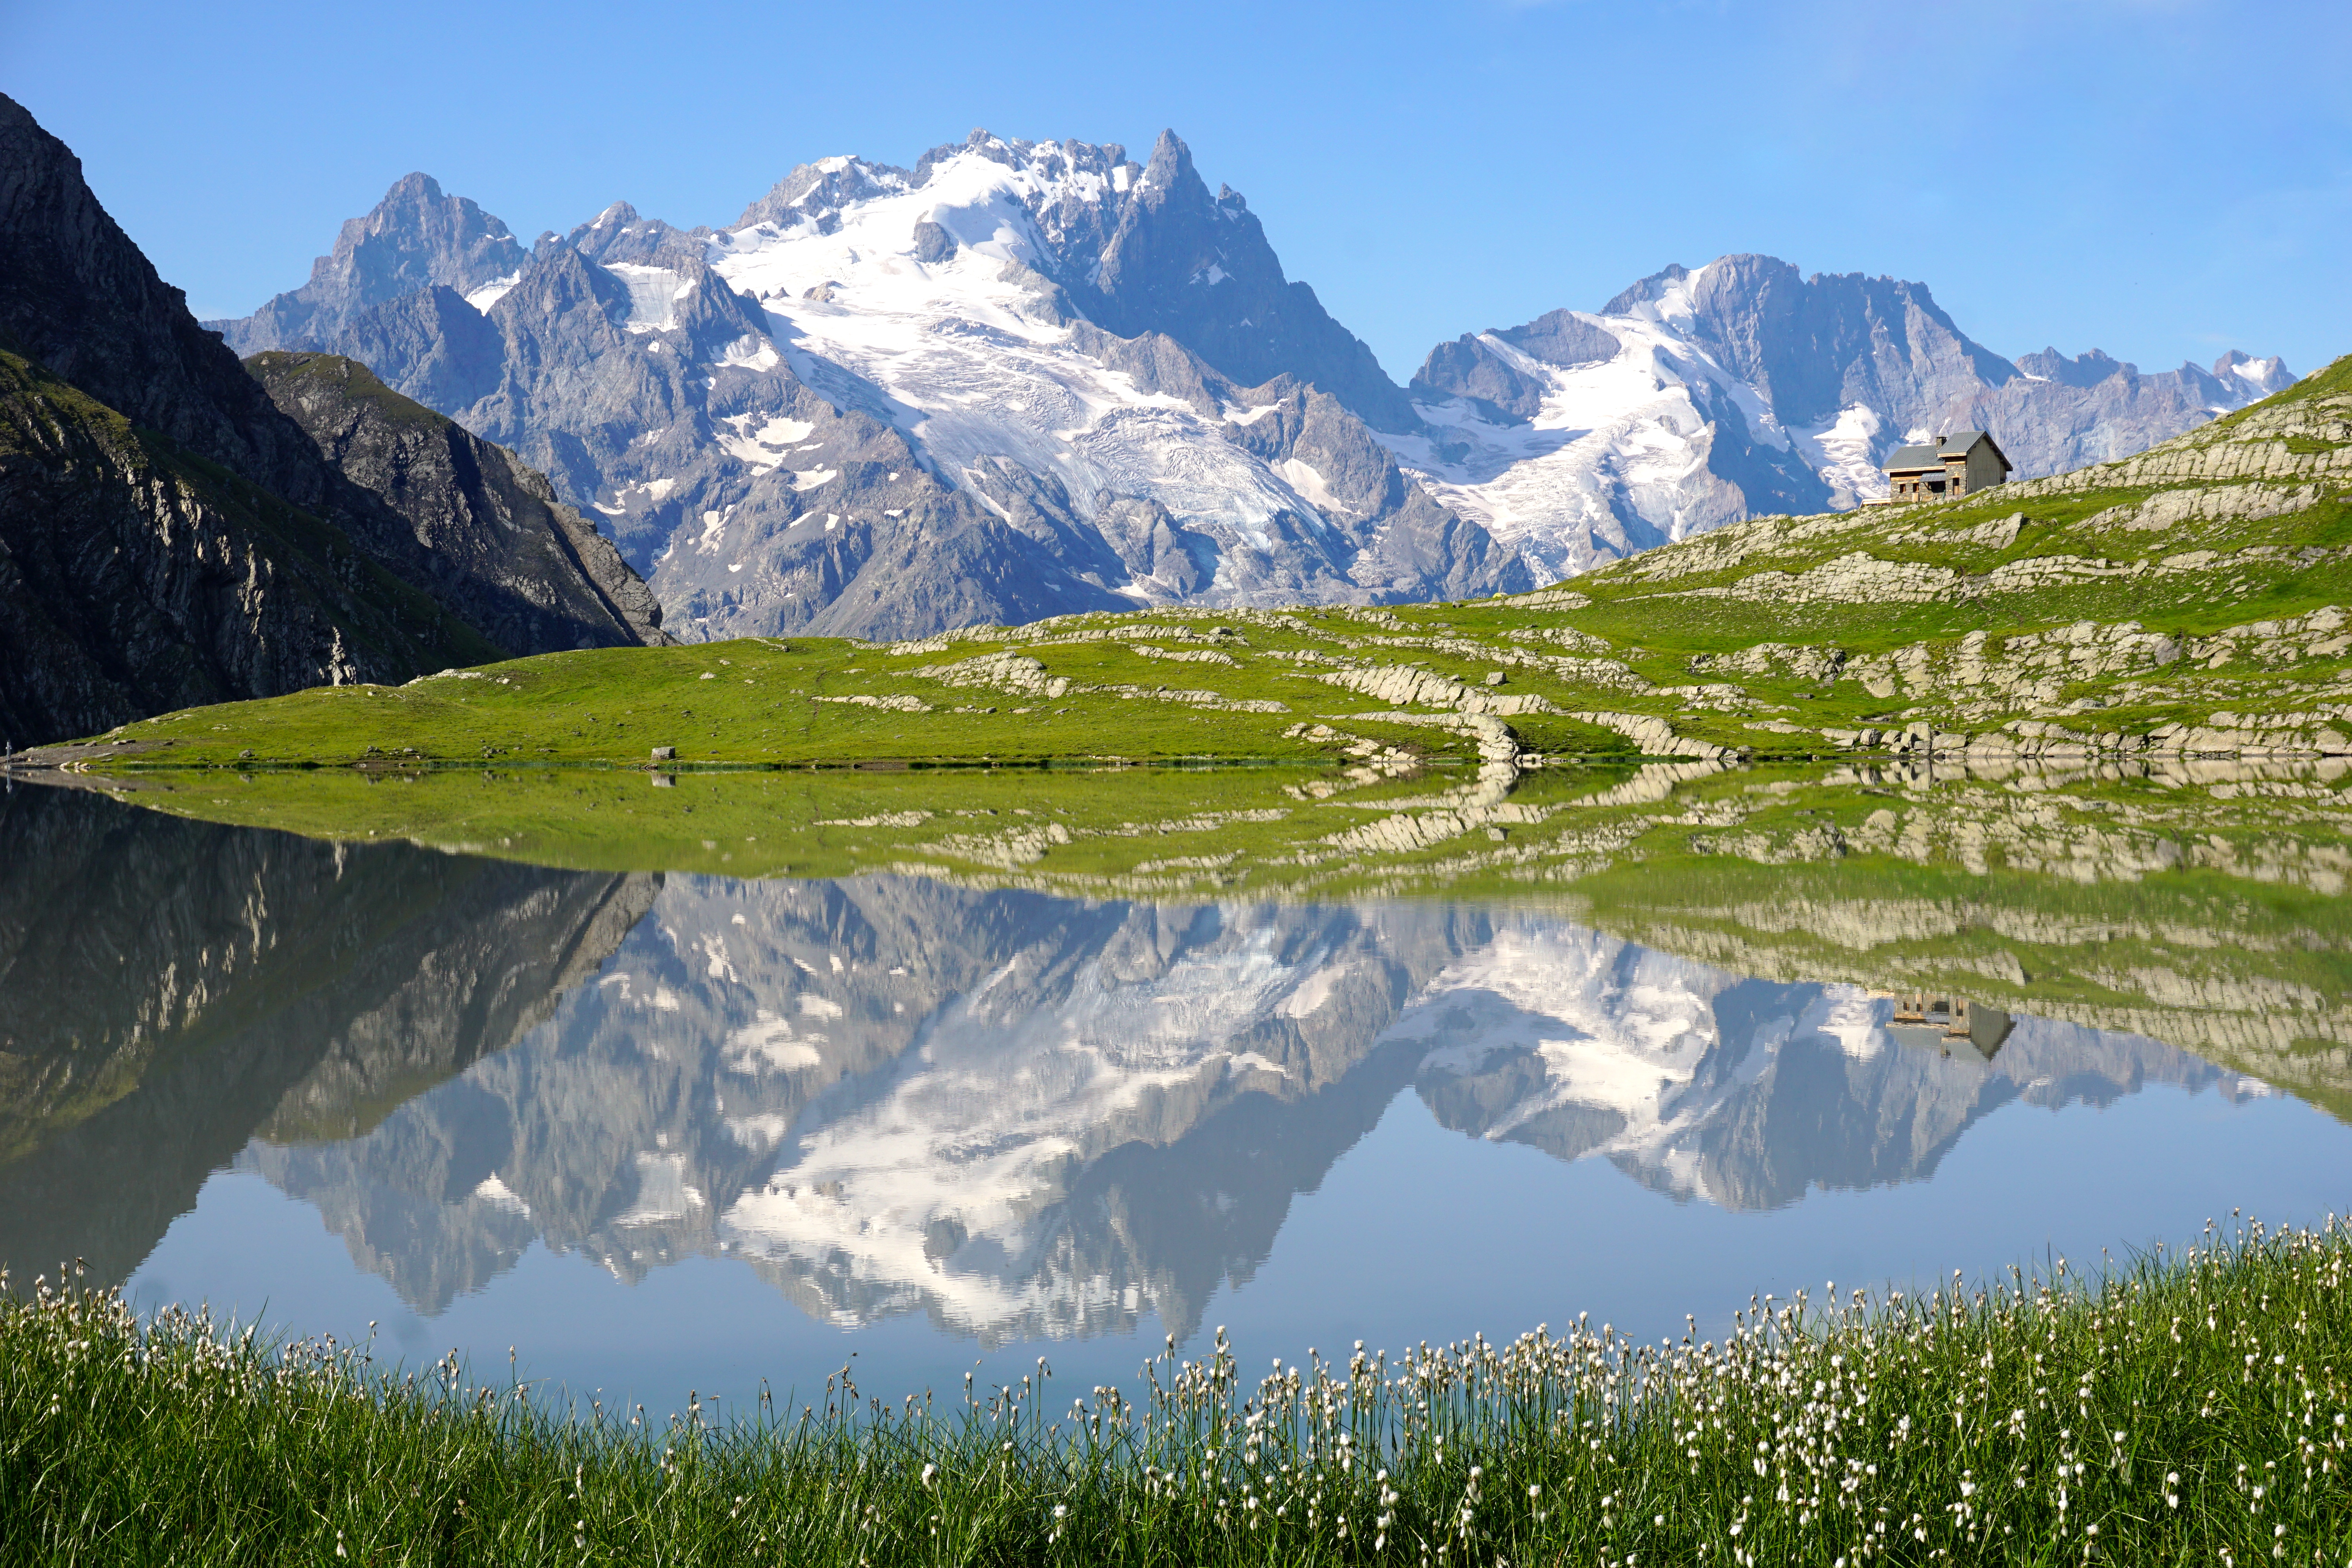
[1396, 254, 2294, 579]
[211, 143, 2293, 633]
[212, 133, 1528, 641]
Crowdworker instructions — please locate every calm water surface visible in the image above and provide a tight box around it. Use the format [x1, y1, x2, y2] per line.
[3, 785, 2345, 1417]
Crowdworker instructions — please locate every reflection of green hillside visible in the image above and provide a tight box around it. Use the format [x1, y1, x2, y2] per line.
[55, 758, 1645, 887]
[1569, 851, 2352, 1122]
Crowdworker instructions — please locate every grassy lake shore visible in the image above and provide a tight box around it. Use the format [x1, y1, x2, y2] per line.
[5, 1218, 2348, 1566]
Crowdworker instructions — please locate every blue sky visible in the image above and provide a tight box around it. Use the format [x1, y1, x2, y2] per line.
[5, 0, 2345, 381]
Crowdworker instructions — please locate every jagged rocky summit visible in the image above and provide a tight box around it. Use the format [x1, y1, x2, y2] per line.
[215, 146, 2292, 634]
[0, 93, 668, 747]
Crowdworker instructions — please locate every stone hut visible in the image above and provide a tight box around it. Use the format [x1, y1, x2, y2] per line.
[1882, 430, 2012, 502]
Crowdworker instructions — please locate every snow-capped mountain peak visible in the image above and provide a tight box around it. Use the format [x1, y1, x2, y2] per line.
[697, 145, 1360, 566]
[1394, 255, 2295, 579]
[1390, 276, 1839, 578]
[1603, 259, 1709, 330]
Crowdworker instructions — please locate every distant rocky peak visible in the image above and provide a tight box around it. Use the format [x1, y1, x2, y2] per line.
[911, 129, 1138, 191]
[717, 132, 1161, 295]
[2213, 349, 2296, 397]
[1140, 127, 1193, 191]
[209, 169, 530, 354]
[581, 200, 636, 232]
[713, 129, 1246, 298]
[313, 171, 526, 306]
[1495, 309, 1622, 370]
[2016, 346, 2133, 387]
[551, 201, 706, 270]
[1688, 252, 1808, 314]
[1598, 261, 1694, 318]
[2009, 345, 2296, 405]
[1409, 308, 1624, 423]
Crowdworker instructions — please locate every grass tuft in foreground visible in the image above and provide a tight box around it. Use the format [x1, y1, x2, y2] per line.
[5, 1219, 2350, 1564]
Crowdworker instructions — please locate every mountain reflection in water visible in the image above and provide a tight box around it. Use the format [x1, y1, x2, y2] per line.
[0, 784, 2299, 1366]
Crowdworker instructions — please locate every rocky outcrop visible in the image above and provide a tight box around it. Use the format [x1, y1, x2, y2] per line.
[0, 349, 497, 748]
[248, 352, 671, 651]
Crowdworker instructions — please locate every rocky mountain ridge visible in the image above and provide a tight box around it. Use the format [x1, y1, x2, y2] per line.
[214, 172, 527, 362]
[211, 133, 1528, 642]
[0, 343, 495, 748]
[248, 352, 670, 651]
[211, 148, 2294, 624]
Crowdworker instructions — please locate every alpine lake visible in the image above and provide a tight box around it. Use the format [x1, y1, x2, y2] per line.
[5, 747, 2348, 1426]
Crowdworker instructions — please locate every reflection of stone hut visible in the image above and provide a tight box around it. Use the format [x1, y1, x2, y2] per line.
[1881, 991, 2013, 1064]
[1882, 430, 2011, 503]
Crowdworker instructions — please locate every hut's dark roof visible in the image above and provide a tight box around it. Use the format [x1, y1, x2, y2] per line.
[1886, 429, 2011, 475]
